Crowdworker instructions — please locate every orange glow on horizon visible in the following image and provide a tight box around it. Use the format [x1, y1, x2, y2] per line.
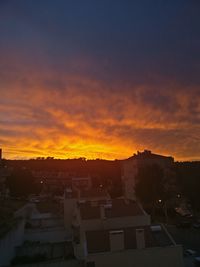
[1, 71, 200, 162]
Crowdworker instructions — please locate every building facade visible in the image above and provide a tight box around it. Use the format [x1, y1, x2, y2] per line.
[122, 150, 174, 199]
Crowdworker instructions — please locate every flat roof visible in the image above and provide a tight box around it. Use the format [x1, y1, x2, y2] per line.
[79, 202, 101, 220]
[105, 199, 143, 218]
[65, 188, 109, 200]
[80, 188, 109, 199]
[79, 199, 144, 220]
[86, 225, 174, 254]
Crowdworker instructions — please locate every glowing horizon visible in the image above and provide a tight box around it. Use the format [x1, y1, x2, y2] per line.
[0, 1, 200, 162]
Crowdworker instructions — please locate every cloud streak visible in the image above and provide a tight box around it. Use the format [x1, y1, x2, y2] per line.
[1, 70, 199, 160]
[0, 0, 200, 160]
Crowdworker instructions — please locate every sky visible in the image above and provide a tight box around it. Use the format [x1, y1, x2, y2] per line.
[0, 0, 200, 161]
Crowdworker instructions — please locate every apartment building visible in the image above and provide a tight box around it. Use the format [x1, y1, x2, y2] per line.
[122, 150, 174, 199]
[84, 225, 183, 267]
[67, 196, 183, 267]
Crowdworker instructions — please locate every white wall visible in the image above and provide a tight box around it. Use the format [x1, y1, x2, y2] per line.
[87, 245, 184, 267]
[0, 219, 25, 266]
[14, 203, 36, 219]
[24, 227, 68, 243]
[122, 160, 138, 199]
[29, 218, 63, 228]
[13, 259, 79, 267]
[81, 214, 151, 232]
[64, 198, 76, 235]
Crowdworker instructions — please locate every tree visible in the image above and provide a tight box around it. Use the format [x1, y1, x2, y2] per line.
[6, 167, 38, 197]
[175, 162, 200, 210]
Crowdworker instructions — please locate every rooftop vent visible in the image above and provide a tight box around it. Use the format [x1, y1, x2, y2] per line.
[104, 203, 112, 209]
[66, 188, 72, 193]
[78, 199, 86, 204]
[100, 205, 106, 219]
[150, 225, 162, 232]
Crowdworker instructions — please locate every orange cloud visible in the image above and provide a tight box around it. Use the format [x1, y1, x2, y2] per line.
[0, 67, 200, 161]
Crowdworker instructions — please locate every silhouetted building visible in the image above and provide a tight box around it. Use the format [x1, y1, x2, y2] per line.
[122, 150, 174, 199]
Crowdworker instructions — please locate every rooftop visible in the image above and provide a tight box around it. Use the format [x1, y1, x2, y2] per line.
[127, 150, 174, 162]
[79, 198, 144, 220]
[86, 225, 174, 254]
[105, 199, 143, 218]
[80, 188, 109, 199]
[36, 200, 62, 215]
[65, 188, 109, 200]
[79, 202, 101, 220]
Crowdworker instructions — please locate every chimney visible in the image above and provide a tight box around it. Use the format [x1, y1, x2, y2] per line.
[77, 188, 81, 200]
[136, 229, 145, 249]
[65, 187, 73, 199]
[100, 205, 106, 220]
[109, 230, 124, 251]
[73, 186, 80, 199]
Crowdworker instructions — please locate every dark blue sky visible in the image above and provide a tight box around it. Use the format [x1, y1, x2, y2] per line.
[1, 0, 199, 82]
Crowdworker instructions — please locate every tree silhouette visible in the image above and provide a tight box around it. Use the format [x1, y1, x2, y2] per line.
[6, 167, 38, 197]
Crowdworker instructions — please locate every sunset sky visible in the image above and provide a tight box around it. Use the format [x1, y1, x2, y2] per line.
[0, 0, 200, 161]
